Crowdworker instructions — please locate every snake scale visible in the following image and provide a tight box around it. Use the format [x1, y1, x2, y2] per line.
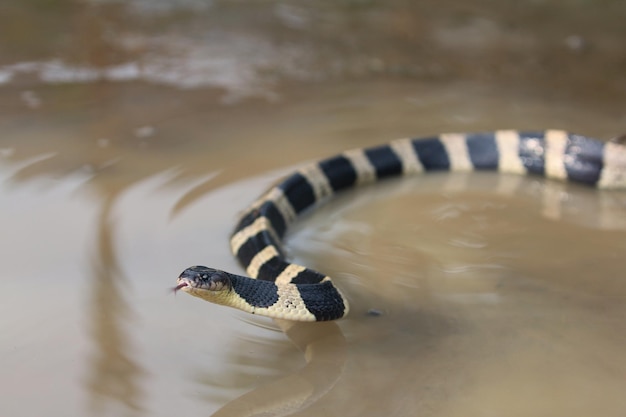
[176, 129, 626, 321]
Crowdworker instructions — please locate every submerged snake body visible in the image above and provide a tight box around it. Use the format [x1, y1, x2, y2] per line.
[177, 130, 626, 321]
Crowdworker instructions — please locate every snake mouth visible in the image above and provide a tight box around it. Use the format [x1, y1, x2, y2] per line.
[173, 282, 189, 293]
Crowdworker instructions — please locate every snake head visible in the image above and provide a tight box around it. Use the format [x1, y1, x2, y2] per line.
[175, 266, 233, 293]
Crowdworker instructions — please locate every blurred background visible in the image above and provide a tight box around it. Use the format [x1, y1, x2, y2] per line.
[1, 1, 625, 416]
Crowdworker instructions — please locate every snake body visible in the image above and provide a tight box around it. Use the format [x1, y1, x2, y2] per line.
[177, 129, 626, 321]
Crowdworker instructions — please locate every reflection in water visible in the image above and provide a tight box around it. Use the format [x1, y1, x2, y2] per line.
[85, 197, 145, 415]
[209, 320, 347, 417]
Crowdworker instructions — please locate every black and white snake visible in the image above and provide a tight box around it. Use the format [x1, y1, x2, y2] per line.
[175, 130, 626, 321]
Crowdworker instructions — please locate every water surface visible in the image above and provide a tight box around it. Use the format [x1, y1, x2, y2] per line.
[1, 1, 626, 416]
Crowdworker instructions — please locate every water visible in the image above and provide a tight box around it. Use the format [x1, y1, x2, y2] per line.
[1, 1, 626, 416]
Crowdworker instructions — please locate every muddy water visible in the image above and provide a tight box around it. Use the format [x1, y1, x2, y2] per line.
[1, 1, 626, 416]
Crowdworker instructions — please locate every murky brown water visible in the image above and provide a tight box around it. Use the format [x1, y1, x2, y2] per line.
[1, 1, 626, 416]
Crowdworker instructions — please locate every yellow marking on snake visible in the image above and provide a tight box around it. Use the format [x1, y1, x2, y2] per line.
[390, 138, 425, 174]
[545, 129, 568, 181]
[248, 187, 296, 224]
[298, 163, 334, 201]
[246, 245, 280, 278]
[343, 148, 377, 184]
[230, 216, 279, 255]
[599, 141, 626, 189]
[439, 133, 473, 171]
[275, 264, 307, 285]
[495, 130, 527, 174]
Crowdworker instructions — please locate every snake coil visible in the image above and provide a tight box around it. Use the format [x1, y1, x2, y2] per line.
[176, 130, 626, 321]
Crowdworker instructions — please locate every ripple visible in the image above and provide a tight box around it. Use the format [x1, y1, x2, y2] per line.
[439, 262, 506, 274]
[448, 235, 488, 249]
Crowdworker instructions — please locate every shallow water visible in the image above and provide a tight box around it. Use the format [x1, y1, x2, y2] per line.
[1, 1, 626, 416]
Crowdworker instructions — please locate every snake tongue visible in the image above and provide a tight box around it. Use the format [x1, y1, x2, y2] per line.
[172, 282, 188, 293]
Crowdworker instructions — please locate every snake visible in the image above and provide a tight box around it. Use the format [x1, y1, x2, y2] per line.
[175, 129, 626, 321]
